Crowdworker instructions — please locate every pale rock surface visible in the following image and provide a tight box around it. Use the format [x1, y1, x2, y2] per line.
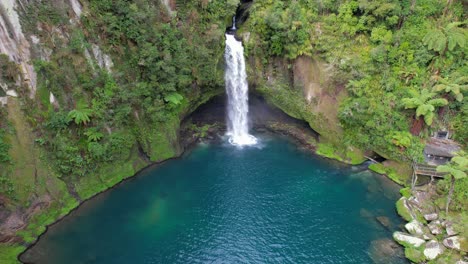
[423, 240, 444, 260]
[405, 220, 424, 236]
[428, 220, 443, 235]
[424, 213, 438, 221]
[393, 232, 425, 247]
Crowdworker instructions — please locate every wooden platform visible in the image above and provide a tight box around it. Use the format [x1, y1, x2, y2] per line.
[411, 163, 447, 190]
[413, 163, 446, 178]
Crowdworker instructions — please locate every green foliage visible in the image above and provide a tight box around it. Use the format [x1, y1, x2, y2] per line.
[84, 128, 104, 142]
[0, 244, 25, 264]
[402, 89, 448, 125]
[391, 131, 412, 149]
[245, 0, 315, 59]
[437, 152, 468, 180]
[0, 129, 10, 163]
[423, 22, 467, 54]
[433, 74, 468, 102]
[68, 100, 93, 125]
[400, 187, 412, 198]
[164, 92, 184, 106]
[437, 152, 468, 212]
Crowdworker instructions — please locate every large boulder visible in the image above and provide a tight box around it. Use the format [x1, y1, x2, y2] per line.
[423, 240, 445, 260]
[428, 220, 443, 235]
[424, 213, 438, 221]
[443, 236, 468, 252]
[443, 221, 458, 236]
[405, 220, 424, 236]
[393, 231, 426, 247]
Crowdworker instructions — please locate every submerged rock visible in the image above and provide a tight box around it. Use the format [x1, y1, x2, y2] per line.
[393, 231, 426, 247]
[423, 240, 445, 260]
[369, 238, 404, 264]
[376, 216, 392, 229]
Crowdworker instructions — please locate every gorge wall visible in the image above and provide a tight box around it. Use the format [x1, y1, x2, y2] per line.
[0, 1, 236, 262]
[0, 0, 466, 263]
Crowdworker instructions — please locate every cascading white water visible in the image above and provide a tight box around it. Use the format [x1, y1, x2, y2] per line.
[224, 34, 257, 146]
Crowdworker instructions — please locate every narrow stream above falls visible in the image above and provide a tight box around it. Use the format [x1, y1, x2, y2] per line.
[21, 135, 408, 264]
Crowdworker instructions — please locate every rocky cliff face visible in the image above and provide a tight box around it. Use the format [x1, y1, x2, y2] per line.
[0, 1, 233, 262]
[0, 0, 36, 97]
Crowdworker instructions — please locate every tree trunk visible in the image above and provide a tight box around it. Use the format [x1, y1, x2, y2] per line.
[410, 116, 424, 136]
[446, 175, 455, 214]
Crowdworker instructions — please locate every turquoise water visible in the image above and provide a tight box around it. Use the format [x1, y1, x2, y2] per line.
[21, 135, 407, 263]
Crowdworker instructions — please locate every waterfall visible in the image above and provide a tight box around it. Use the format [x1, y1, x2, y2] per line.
[231, 16, 236, 30]
[224, 34, 257, 146]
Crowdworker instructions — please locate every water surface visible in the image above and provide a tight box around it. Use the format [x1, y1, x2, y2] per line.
[22, 136, 407, 263]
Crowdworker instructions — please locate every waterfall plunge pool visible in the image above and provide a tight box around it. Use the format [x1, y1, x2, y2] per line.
[21, 135, 408, 264]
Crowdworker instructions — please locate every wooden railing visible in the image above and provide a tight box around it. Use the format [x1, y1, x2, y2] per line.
[413, 163, 446, 178]
[411, 163, 447, 190]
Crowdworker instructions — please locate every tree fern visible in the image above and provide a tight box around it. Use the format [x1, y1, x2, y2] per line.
[423, 22, 467, 54]
[423, 29, 446, 52]
[402, 89, 447, 126]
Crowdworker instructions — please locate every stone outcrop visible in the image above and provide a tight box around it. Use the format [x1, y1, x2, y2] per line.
[424, 213, 438, 221]
[393, 231, 426, 247]
[423, 240, 445, 260]
[443, 236, 467, 252]
[395, 185, 468, 263]
[405, 220, 424, 237]
[428, 220, 443, 235]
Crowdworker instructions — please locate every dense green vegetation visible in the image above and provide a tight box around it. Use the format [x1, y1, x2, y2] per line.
[245, 0, 466, 162]
[0, 0, 466, 263]
[242, 1, 467, 263]
[1, 1, 236, 262]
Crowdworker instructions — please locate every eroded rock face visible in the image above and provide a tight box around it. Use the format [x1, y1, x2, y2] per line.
[0, 212, 26, 242]
[393, 231, 426, 247]
[423, 240, 445, 260]
[0, 0, 37, 97]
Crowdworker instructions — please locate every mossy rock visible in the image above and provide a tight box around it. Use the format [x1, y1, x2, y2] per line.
[400, 187, 412, 198]
[396, 198, 413, 222]
[405, 247, 426, 263]
[0, 244, 24, 264]
[369, 161, 411, 186]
